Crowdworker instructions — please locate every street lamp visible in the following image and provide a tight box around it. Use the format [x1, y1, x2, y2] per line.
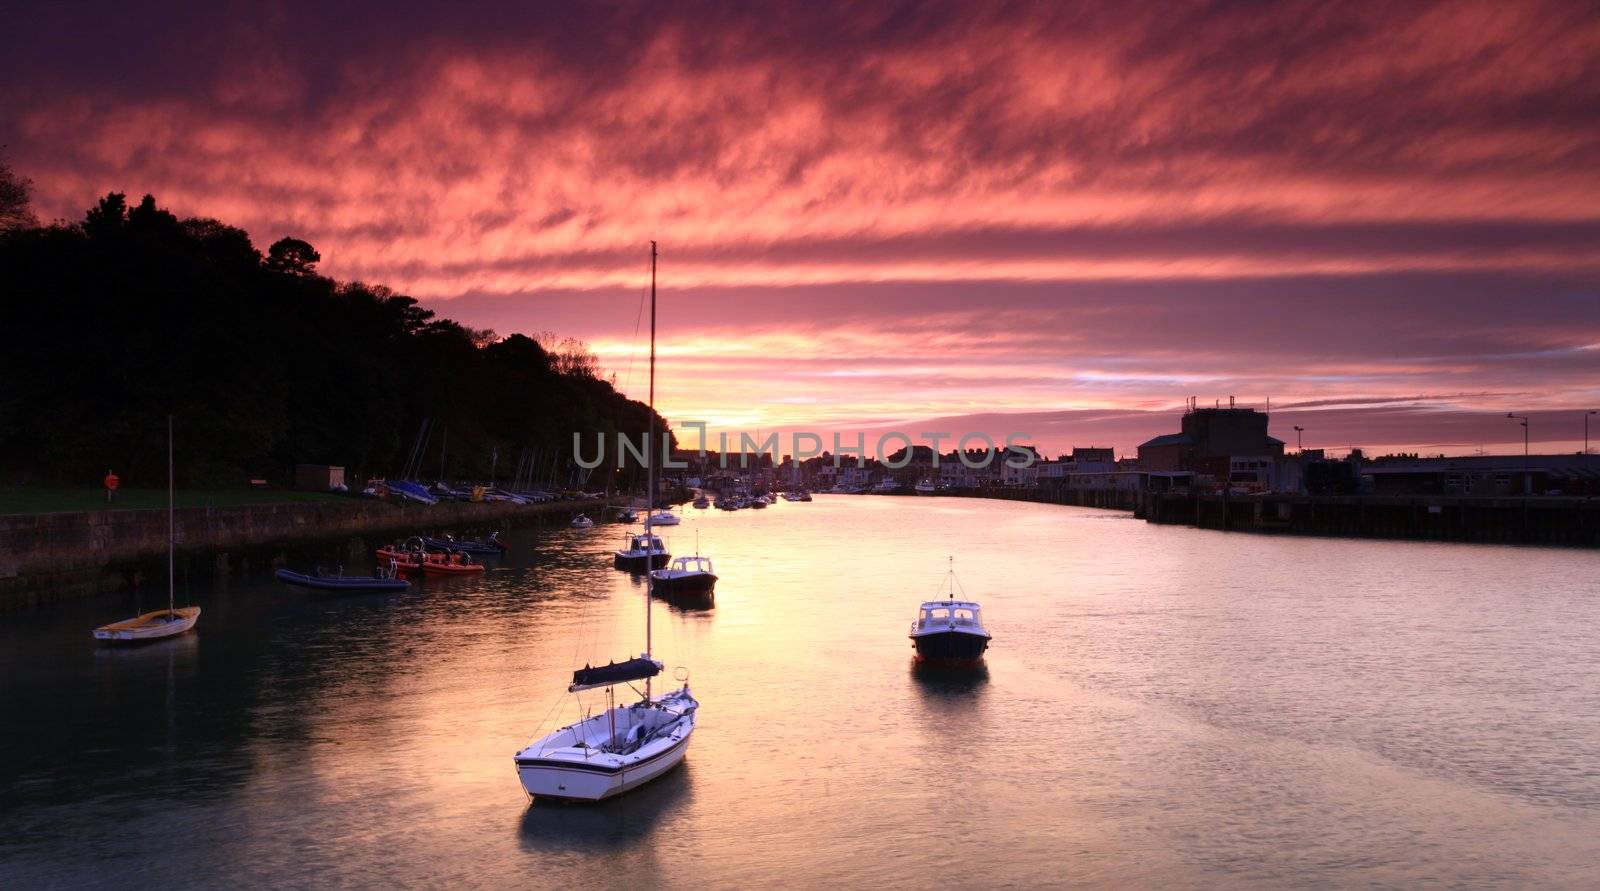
[1587, 410, 1597, 455]
[1507, 413, 1529, 494]
[1293, 425, 1304, 452]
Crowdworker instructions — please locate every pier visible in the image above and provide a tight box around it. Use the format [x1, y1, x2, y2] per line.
[949, 487, 1600, 547]
[1141, 492, 1600, 546]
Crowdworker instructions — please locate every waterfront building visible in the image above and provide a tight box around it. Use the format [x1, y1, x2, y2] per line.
[1137, 403, 1285, 476]
[1071, 447, 1116, 466]
[1363, 454, 1600, 497]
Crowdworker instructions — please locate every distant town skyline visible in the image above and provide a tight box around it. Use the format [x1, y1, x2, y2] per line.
[3, 2, 1596, 456]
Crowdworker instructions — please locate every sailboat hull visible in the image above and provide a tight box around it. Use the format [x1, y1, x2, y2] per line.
[93, 607, 201, 643]
[515, 689, 698, 802]
[517, 730, 692, 802]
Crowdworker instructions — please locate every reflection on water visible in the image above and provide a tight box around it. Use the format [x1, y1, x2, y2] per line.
[908, 659, 990, 698]
[517, 764, 693, 854]
[4, 496, 1600, 887]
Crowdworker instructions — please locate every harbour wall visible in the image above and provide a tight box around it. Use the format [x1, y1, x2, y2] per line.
[0, 498, 584, 610]
[948, 486, 1598, 546]
[1139, 492, 1600, 546]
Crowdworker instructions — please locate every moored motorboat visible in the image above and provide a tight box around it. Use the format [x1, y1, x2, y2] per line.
[914, 479, 937, 495]
[613, 532, 669, 571]
[692, 494, 710, 509]
[571, 514, 595, 529]
[909, 599, 991, 664]
[418, 551, 484, 575]
[377, 538, 485, 575]
[649, 555, 717, 600]
[644, 511, 680, 526]
[275, 566, 411, 594]
[616, 507, 640, 523]
[908, 560, 991, 665]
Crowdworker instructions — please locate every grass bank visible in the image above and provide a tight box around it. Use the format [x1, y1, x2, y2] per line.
[0, 487, 351, 516]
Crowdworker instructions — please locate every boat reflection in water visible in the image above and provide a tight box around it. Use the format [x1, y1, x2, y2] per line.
[516, 761, 694, 854]
[909, 658, 991, 698]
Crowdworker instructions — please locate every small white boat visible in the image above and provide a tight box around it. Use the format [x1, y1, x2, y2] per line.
[914, 479, 938, 495]
[571, 514, 595, 529]
[692, 494, 710, 509]
[94, 416, 201, 645]
[873, 478, 901, 494]
[615, 507, 640, 523]
[515, 669, 697, 802]
[517, 241, 697, 803]
[645, 511, 680, 526]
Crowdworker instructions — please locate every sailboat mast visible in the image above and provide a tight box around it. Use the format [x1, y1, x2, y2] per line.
[645, 240, 657, 699]
[167, 414, 175, 615]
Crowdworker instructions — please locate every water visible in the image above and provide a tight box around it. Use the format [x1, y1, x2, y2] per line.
[3, 496, 1599, 888]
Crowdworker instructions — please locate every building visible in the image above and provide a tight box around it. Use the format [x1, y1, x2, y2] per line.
[1071, 447, 1115, 466]
[294, 464, 345, 491]
[1137, 402, 1284, 477]
[1362, 454, 1600, 496]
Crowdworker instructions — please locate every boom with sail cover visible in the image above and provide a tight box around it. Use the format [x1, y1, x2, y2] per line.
[569, 657, 663, 691]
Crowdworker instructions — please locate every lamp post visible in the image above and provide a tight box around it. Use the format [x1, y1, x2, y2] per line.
[1293, 425, 1304, 452]
[1507, 413, 1529, 494]
[1587, 410, 1596, 455]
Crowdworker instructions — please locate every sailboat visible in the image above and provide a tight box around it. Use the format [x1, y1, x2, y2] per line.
[515, 241, 698, 802]
[94, 415, 201, 643]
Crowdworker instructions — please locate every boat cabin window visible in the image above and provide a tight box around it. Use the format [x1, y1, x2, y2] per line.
[920, 605, 981, 624]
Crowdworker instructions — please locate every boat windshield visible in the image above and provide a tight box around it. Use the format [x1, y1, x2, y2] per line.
[674, 556, 712, 573]
[918, 603, 983, 627]
[631, 535, 664, 550]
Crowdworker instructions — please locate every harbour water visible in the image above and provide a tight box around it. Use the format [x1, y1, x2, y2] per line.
[3, 496, 1599, 887]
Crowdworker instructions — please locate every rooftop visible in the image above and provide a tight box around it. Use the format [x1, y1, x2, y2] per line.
[1139, 432, 1194, 448]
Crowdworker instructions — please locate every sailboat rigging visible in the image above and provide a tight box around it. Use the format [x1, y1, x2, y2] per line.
[93, 415, 201, 643]
[514, 242, 699, 802]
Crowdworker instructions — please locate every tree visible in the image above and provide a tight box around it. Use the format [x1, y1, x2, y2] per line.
[0, 157, 37, 232]
[127, 193, 179, 233]
[266, 236, 321, 275]
[83, 192, 127, 238]
[0, 192, 666, 487]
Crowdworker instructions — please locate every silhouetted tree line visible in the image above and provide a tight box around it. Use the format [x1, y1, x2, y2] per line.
[0, 178, 667, 489]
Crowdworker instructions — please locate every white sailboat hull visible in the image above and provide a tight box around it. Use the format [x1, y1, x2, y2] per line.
[517, 728, 692, 801]
[515, 688, 697, 802]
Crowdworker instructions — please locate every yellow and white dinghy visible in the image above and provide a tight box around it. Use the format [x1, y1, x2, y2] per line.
[94, 607, 201, 642]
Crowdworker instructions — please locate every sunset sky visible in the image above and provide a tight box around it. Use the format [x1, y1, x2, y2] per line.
[4, 1, 1598, 456]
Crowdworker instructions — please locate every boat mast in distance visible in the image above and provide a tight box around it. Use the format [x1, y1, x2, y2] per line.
[647, 239, 656, 701]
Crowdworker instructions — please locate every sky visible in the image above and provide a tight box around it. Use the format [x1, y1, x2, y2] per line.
[3, 1, 1598, 457]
